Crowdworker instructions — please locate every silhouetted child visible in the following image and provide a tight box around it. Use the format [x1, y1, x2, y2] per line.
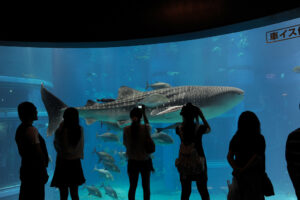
[123, 105, 155, 200]
[227, 111, 266, 200]
[51, 107, 85, 200]
[286, 126, 300, 199]
[175, 102, 211, 200]
[15, 102, 49, 200]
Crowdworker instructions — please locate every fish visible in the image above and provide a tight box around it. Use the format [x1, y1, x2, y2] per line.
[220, 186, 228, 190]
[117, 151, 127, 160]
[237, 52, 244, 57]
[93, 148, 115, 163]
[146, 81, 171, 90]
[97, 132, 119, 142]
[87, 72, 98, 78]
[41, 84, 244, 136]
[155, 122, 181, 133]
[94, 166, 114, 181]
[101, 184, 118, 199]
[212, 46, 221, 53]
[293, 66, 300, 73]
[103, 161, 120, 173]
[101, 121, 123, 132]
[85, 185, 102, 198]
[265, 73, 276, 79]
[167, 71, 180, 76]
[151, 132, 174, 145]
[97, 98, 116, 103]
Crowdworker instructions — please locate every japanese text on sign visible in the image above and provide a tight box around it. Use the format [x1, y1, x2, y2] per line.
[266, 24, 300, 43]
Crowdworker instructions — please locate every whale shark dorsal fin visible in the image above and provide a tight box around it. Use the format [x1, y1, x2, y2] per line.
[86, 100, 97, 106]
[117, 86, 142, 99]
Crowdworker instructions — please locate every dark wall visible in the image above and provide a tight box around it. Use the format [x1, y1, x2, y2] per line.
[0, 1, 300, 47]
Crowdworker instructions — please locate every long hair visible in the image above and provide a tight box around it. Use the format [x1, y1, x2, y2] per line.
[180, 103, 198, 142]
[236, 111, 261, 136]
[129, 107, 143, 144]
[63, 107, 81, 147]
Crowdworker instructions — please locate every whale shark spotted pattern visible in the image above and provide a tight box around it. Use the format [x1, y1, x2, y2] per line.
[41, 84, 244, 136]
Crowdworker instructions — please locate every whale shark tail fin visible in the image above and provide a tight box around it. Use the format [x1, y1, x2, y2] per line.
[41, 83, 67, 136]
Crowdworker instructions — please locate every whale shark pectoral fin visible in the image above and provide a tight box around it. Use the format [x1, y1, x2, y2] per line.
[151, 105, 183, 116]
[150, 108, 162, 116]
[117, 120, 131, 127]
[85, 99, 97, 106]
[139, 94, 169, 107]
[85, 118, 97, 125]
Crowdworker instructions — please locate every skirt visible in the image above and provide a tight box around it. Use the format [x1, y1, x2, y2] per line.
[178, 157, 208, 182]
[51, 157, 85, 187]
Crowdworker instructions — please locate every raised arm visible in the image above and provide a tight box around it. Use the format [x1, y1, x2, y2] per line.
[197, 107, 211, 133]
[141, 104, 149, 125]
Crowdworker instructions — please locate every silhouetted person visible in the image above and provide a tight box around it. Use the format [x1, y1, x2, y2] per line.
[15, 102, 49, 200]
[286, 127, 300, 199]
[51, 107, 85, 200]
[175, 103, 211, 200]
[123, 105, 155, 200]
[227, 111, 265, 200]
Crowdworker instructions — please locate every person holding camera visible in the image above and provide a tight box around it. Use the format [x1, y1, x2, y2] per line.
[175, 102, 211, 200]
[123, 105, 155, 200]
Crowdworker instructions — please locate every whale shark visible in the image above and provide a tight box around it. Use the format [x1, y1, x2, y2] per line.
[41, 84, 244, 136]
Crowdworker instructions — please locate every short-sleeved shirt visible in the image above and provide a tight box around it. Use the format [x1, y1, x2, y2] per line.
[286, 128, 300, 168]
[123, 124, 151, 161]
[176, 124, 209, 158]
[229, 133, 266, 171]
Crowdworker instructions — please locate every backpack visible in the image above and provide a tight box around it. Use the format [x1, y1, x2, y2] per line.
[175, 124, 205, 176]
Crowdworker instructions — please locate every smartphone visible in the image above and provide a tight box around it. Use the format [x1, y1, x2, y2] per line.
[138, 105, 142, 109]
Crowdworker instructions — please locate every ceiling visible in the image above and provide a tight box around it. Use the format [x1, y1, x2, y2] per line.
[1, 1, 300, 47]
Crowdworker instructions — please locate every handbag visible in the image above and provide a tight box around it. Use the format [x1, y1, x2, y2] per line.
[227, 178, 240, 200]
[263, 172, 274, 196]
[145, 135, 155, 154]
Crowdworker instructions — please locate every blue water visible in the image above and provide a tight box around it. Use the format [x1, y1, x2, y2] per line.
[0, 17, 300, 200]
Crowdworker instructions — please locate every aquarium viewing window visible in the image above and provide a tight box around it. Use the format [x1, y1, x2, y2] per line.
[0, 12, 300, 200]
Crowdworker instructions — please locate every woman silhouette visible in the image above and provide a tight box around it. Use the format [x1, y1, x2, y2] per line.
[227, 111, 266, 200]
[51, 107, 85, 200]
[123, 105, 155, 200]
[175, 102, 211, 200]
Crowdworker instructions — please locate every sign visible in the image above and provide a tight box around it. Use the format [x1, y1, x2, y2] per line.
[266, 24, 300, 43]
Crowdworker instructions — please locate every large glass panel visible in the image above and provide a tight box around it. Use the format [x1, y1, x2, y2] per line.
[0, 17, 299, 200]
